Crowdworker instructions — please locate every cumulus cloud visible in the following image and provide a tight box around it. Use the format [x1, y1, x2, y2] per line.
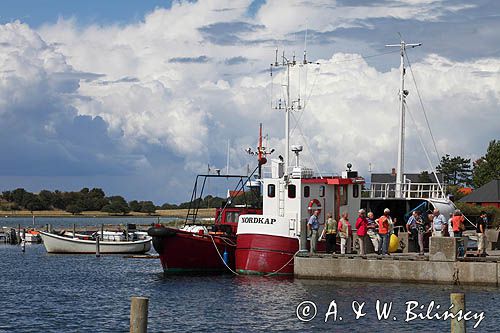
[1, 0, 499, 203]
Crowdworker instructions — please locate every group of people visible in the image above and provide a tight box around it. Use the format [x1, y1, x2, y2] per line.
[307, 207, 490, 257]
[406, 208, 489, 257]
[308, 208, 395, 255]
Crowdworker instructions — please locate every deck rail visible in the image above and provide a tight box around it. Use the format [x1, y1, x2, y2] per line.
[363, 182, 447, 199]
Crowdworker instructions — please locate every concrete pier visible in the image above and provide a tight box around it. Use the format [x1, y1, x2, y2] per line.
[295, 236, 500, 286]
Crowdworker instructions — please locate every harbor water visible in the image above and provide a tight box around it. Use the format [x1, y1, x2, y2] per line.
[1, 218, 499, 332]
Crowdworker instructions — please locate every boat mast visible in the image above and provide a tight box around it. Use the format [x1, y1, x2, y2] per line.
[386, 38, 421, 197]
[271, 49, 299, 175]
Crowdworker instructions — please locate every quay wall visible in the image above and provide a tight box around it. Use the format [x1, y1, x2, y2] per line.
[294, 256, 499, 286]
[295, 237, 499, 286]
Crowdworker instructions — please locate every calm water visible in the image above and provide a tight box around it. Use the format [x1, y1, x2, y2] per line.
[1, 221, 499, 332]
[0, 216, 178, 229]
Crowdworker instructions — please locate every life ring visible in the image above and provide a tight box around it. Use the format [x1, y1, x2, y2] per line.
[307, 199, 322, 215]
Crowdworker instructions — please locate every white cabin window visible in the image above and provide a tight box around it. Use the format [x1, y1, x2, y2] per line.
[319, 186, 325, 197]
[288, 184, 296, 199]
[268, 184, 276, 198]
[304, 186, 310, 198]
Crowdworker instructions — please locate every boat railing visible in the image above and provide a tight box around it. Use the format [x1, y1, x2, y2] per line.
[362, 182, 447, 200]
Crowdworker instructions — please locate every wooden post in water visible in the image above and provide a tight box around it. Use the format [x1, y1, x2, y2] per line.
[32, 215, 35, 226]
[130, 296, 149, 333]
[21, 228, 26, 252]
[73, 224, 76, 238]
[101, 224, 104, 240]
[17, 224, 21, 244]
[96, 236, 101, 257]
[451, 293, 466, 333]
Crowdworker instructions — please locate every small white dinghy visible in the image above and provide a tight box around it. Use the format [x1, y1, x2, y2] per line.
[40, 231, 151, 254]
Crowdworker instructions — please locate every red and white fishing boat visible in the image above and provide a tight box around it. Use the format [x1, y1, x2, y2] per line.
[148, 126, 270, 274]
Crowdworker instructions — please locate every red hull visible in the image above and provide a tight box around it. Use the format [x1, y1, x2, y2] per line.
[151, 228, 235, 274]
[235, 234, 298, 275]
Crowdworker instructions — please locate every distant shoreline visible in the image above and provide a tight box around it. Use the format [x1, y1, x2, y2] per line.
[0, 208, 216, 219]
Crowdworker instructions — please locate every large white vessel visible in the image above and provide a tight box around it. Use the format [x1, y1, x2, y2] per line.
[235, 40, 456, 275]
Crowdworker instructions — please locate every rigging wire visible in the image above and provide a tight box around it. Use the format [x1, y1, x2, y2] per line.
[290, 112, 324, 179]
[404, 49, 441, 164]
[405, 102, 446, 198]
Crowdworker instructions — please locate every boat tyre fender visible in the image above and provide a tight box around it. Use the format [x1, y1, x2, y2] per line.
[147, 227, 177, 238]
[307, 199, 322, 216]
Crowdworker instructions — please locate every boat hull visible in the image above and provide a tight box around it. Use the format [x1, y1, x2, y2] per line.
[149, 227, 235, 274]
[235, 234, 298, 275]
[40, 232, 151, 254]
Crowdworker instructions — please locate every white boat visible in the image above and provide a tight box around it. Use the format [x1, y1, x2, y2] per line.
[40, 231, 151, 254]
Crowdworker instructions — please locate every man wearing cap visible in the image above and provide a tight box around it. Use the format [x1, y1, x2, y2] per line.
[308, 210, 320, 254]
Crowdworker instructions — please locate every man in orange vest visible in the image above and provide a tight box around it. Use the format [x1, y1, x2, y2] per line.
[378, 208, 392, 255]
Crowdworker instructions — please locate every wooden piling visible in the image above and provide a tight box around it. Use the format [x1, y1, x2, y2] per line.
[73, 224, 76, 238]
[96, 236, 100, 257]
[130, 296, 149, 333]
[451, 293, 466, 333]
[21, 228, 26, 253]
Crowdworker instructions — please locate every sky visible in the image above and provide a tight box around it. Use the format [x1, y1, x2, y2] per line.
[0, 0, 499, 204]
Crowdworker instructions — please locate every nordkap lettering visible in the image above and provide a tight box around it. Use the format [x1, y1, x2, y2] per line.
[241, 217, 276, 224]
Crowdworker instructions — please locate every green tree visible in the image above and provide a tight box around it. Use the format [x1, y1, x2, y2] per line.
[472, 140, 500, 188]
[129, 200, 142, 212]
[417, 171, 432, 183]
[436, 154, 472, 186]
[101, 196, 130, 215]
[140, 201, 156, 215]
[160, 203, 178, 210]
[66, 204, 83, 215]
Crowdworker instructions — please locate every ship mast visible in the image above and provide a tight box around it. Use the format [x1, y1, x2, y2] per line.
[386, 38, 421, 197]
[271, 49, 302, 175]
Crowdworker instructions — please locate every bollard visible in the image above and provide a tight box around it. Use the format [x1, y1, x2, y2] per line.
[451, 293, 466, 333]
[96, 236, 101, 257]
[130, 296, 149, 333]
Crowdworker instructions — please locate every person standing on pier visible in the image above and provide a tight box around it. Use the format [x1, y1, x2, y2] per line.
[431, 209, 446, 237]
[447, 212, 454, 237]
[476, 211, 488, 257]
[406, 211, 419, 252]
[366, 212, 380, 254]
[338, 212, 352, 254]
[415, 211, 426, 255]
[356, 209, 368, 255]
[308, 210, 320, 254]
[324, 213, 337, 254]
[378, 208, 392, 255]
[451, 209, 465, 238]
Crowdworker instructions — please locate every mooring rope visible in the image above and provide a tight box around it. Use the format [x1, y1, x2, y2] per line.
[209, 234, 240, 275]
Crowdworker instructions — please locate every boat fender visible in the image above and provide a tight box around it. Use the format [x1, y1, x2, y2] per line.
[147, 227, 177, 238]
[307, 199, 322, 215]
[223, 248, 229, 265]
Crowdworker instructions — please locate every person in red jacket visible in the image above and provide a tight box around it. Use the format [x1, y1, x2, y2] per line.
[356, 209, 368, 255]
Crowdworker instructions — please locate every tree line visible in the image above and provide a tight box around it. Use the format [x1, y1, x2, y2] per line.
[0, 187, 234, 215]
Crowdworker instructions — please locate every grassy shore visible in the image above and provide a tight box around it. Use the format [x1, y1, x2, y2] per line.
[0, 208, 216, 218]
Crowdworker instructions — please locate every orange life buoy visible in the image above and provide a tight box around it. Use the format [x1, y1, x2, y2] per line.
[307, 199, 322, 215]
